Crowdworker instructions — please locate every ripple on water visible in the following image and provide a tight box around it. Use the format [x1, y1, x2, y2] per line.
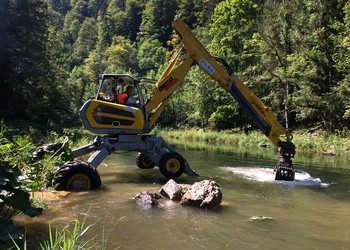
[220, 166, 333, 187]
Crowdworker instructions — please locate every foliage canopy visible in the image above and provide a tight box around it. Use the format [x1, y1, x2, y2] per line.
[0, 0, 349, 132]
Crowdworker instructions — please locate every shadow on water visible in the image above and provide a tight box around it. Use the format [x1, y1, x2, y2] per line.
[98, 161, 197, 186]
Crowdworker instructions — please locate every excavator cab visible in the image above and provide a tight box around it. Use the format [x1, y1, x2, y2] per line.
[96, 74, 143, 105]
[80, 74, 148, 135]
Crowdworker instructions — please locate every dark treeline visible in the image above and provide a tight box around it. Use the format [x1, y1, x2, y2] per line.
[0, 0, 349, 132]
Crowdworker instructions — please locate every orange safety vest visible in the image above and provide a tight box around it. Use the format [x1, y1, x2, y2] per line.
[118, 92, 129, 103]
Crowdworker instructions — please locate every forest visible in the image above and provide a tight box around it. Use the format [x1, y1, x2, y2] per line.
[1, 0, 350, 133]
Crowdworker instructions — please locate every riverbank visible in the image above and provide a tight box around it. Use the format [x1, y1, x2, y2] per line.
[155, 128, 350, 156]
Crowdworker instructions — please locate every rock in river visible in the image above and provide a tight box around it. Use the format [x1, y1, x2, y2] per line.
[134, 191, 162, 208]
[135, 179, 223, 209]
[180, 180, 222, 209]
[159, 179, 190, 200]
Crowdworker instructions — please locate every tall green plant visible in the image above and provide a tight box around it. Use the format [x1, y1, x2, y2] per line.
[40, 217, 97, 250]
[10, 212, 125, 249]
[0, 126, 42, 243]
[0, 122, 75, 243]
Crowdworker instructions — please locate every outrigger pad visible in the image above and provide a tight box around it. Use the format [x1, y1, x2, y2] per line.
[274, 166, 295, 181]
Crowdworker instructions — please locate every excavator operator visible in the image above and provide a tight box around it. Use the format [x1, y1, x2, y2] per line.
[118, 85, 135, 104]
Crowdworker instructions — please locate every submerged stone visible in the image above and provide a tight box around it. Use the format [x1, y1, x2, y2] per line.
[249, 216, 275, 221]
[134, 191, 162, 208]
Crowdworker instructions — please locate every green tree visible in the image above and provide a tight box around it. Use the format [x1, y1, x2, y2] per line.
[210, 0, 260, 72]
[142, 0, 178, 45]
[177, 0, 223, 29]
[137, 38, 166, 75]
[186, 68, 218, 127]
[79, 49, 104, 104]
[105, 36, 139, 73]
[50, 0, 71, 15]
[125, 0, 144, 41]
[285, 0, 347, 131]
[333, 1, 350, 126]
[62, 1, 85, 44]
[249, 0, 300, 130]
[71, 17, 98, 66]
[208, 0, 261, 129]
[105, 0, 128, 38]
[0, 0, 57, 125]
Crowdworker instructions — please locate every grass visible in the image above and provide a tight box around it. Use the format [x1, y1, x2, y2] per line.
[155, 127, 350, 156]
[156, 128, 264, 145]
[9, 211, 123, 250]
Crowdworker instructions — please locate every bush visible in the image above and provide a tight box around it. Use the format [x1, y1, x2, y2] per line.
[0, 121, 71, 243]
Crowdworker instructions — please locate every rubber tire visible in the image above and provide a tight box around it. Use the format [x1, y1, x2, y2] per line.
[136, 152, 155, 169]
[158, 152, 186, 178]
[52, 161, 101, 191]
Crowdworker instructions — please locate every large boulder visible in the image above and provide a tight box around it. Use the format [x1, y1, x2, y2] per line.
[159, 179, 190, 200]
[180, 180, 222, 209]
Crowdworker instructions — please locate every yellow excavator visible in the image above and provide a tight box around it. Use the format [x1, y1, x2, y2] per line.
[52, 19, 296, 191]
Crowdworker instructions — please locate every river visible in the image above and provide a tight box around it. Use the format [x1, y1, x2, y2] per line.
[14, 142, 350, 249]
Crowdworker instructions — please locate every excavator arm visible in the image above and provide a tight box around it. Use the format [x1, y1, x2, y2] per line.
[145, 19, 296, 181]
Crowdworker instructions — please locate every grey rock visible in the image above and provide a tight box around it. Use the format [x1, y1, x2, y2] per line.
[180, 180, 222, 209]
[159, 179, 189, 200]
[134, 191, 162, 208]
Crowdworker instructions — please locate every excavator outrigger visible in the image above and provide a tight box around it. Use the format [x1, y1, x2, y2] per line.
[52, 19, 296, 191]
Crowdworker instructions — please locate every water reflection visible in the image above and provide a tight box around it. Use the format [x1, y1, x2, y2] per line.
[167, 137, 350, 171]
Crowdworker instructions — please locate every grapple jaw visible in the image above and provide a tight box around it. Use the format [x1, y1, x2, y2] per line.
[274, 165, 295, 181]
[274, 141, 296, 181]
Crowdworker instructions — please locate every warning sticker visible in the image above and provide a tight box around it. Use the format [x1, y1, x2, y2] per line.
[199, 59, 215, 74]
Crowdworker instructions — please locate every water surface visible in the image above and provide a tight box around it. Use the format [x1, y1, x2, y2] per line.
[15, 143, 350, 249]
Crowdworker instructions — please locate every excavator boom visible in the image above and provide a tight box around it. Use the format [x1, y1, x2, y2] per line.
[145, 19, 296, 181]
[172, 19, 291, 146]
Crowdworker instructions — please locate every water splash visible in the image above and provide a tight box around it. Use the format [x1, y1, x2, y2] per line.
[221, 166, 332, 187]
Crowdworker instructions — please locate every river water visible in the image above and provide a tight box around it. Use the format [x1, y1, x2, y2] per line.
[15, 142, 350, 249]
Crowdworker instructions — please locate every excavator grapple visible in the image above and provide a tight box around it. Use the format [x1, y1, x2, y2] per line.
[274, 141, 296, 181]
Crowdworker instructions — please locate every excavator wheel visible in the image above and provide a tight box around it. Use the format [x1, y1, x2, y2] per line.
[274, 166, 295, 181]
[52, 161, 101, 191]
[159, 152, 186, 178]
[136, 152, 155, 169]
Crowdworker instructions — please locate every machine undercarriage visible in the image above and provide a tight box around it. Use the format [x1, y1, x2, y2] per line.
[52, 135, 198, 191]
